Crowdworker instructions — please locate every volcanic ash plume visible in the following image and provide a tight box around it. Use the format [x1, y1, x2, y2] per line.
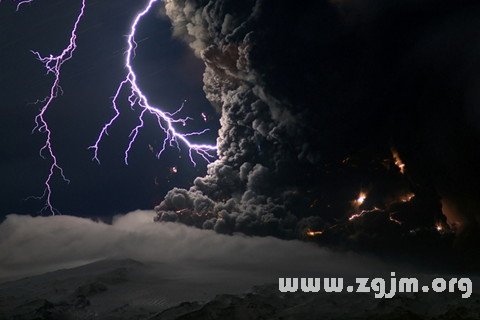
[156, 0, 326, 238]
[155, 0, 480, 262]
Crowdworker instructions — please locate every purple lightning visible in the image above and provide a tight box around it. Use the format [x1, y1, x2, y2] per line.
[89, 0, 217, 166]
[0, 0, 34, 11]
[24, 0, 86, 214]
[14, 0, 33, 11]
[7, 0, 216, 213]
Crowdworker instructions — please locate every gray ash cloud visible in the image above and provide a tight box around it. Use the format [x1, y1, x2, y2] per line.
[156, 0, 480, 261]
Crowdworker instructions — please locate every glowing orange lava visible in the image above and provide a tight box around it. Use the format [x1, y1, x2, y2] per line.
[391, 148, 406, 174]
[306, 230, 323, 237]
[349, 213, 363, 221]
[399, 193, 415, 203]
[354, 192, 367, 206]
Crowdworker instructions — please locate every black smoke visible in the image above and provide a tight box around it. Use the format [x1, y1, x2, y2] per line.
[156, 0, 480, 264]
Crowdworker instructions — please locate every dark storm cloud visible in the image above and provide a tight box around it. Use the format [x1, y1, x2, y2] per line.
[0, 211, 391, 281]
[156, 0, 480, 260]
[157, 0, 335, 239]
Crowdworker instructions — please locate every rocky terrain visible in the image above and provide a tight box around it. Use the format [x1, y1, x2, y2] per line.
[1, 259, 478, 320]
[153, 285, 480, 320]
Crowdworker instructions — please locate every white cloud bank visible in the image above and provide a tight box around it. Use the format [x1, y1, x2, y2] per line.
[0, 210, 392, 281]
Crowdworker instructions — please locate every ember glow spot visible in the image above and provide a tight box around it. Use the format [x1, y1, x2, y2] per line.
[355, 192, 367, 206]
[391, 148, 406, 175]
[306, 230, 323, 237]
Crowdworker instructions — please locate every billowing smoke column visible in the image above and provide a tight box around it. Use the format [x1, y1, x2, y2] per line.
[155, 0, 480, 260]
[155, 0, 318, 238]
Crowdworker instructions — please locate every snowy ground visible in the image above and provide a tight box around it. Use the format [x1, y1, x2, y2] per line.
[1, 258, 479, 319]
[1, 211, 478, 319]
[0, 258, 269, 319]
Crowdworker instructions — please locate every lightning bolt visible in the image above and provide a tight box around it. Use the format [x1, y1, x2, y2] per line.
[11, 0, 86, 214]
[89, 0, 217, 166]
[0, 0, 34, 11]
[7, 0, 216, 214]
[14, 0, 33, 11]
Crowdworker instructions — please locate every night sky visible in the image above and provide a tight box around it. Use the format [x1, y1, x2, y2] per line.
[1, 3, 480, 317]
[1, 0, 480, 267]
[0, 0, 218, 219]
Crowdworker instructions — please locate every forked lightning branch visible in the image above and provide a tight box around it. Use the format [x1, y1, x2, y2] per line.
[6, 0, 217, 214]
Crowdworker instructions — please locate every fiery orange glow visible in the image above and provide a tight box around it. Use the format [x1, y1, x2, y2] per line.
[435, 222, 444, 233]
[399, 193, 415, 203]
[349, 208, 381, 222]
[306, 230, 323, 237]
[354, 192, 367, 206]
[391, 148, 406, 174]
[349, 213, 364, 221]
